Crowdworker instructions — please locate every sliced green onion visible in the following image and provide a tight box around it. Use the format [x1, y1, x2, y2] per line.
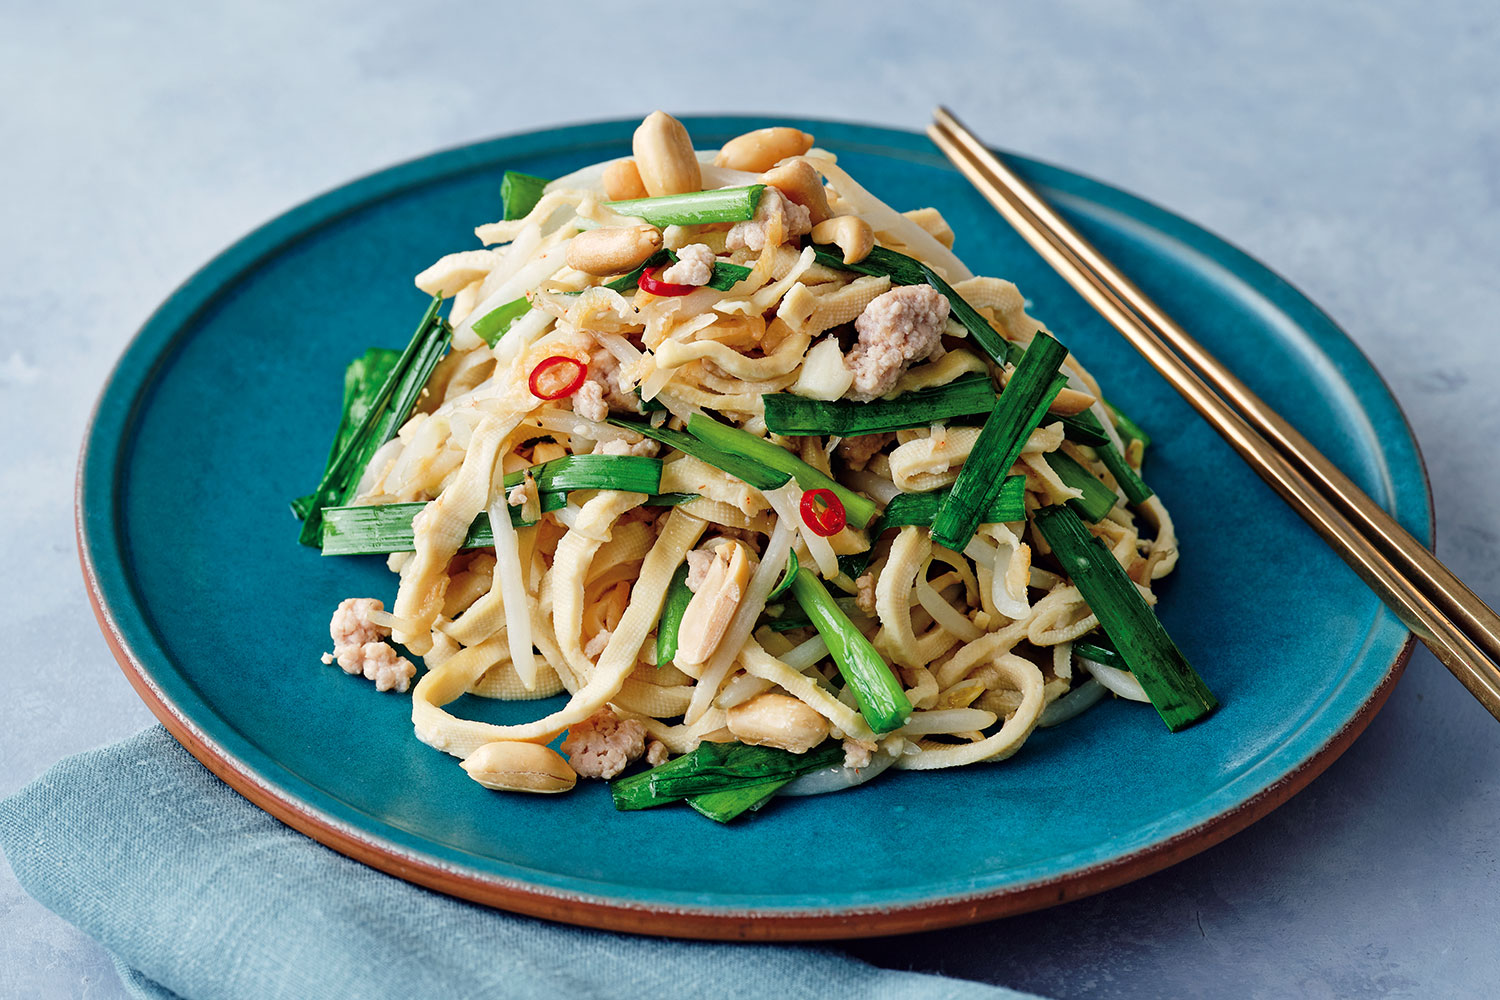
[291, 346, 400, 521]
[765, 550, 800, 600]
[610, 739, 839, 813]
[810, 243, 1012, 367]
[789, 568, 910, 733]
[501, 171, 548, 221]
[655, 563, 694, 667]
[1033, 504, 1216, 731]
[604, 249, 752, 294]
[1043, 451, 1118, 523]
[873, 476, 1026, 535]
[471, 296, 530, 346]
[499, 454, 660, 495]
[297, 294, 451, 547]
[686, 414, 880, 529]
[762, 373, 997, 437]
[930, 332, 1070, 551]
[605, 185, 765, 227]
[607, 417, 788, 492]
[1098, 440, 1154, 505]
[320, 496, 568, 555]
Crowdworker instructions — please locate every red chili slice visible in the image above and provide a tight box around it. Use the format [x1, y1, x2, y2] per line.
[800, 488, 847, 537]
[637, 266, 696, 297]
[528, 355, 588, 400]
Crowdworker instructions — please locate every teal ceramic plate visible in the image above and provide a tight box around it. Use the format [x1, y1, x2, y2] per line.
[79, 117, 1430, 940]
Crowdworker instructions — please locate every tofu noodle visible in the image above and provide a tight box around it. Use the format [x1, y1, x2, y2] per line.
[313, 112, 1184, 816]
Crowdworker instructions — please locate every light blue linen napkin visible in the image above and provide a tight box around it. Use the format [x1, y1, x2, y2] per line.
[1, 727, 1042, 1000]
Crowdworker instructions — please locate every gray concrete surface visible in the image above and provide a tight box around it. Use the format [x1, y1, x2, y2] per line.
[3, 2, 1497, 997]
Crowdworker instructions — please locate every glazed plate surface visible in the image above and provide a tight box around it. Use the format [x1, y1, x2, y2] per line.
[79, 116, 1430, 939]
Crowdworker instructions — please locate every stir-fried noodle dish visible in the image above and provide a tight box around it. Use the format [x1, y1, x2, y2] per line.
[297, 113, 1217, 822]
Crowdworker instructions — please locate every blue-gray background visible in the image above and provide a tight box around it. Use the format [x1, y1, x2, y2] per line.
[3, 2, 1496, 997]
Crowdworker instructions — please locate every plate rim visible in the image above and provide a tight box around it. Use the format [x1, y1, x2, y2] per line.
[76, 115, 1433, 941]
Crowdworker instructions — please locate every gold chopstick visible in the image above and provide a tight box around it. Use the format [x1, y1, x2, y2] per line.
[929, 106, 1500, 720]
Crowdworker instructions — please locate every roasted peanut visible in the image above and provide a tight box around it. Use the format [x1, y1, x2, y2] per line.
[676, 540, 755, 665]
[714, 127, 815, 173]
[810, 215, 875, 265]
[726, 693, 831, 754]
[565, 225, 663, 276]
[761, 159, 832, 225]
[461, 741, 577, 793]
[602, 158, 649, 201]
[632, 111, 702, 197]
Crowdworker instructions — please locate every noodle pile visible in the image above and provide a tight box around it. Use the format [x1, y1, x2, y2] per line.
[331, 113, 1178, 798]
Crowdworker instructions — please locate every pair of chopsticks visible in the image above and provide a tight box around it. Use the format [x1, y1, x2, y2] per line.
[929, 106, 1500, 721]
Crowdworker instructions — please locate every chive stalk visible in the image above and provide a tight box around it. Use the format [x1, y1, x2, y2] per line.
[930, 333, 1070, 551]
[808, 243, 1117, 463]
[1098, 441, 1154, 505]
[291, 346, 400, 520]
[297, 295, 451, 547]
[319, 454, 662, 555]
[685, 414, 880, 529]
[603, 250, 668, 293]
[1073, 638, 1126, 670]
[611, 749, 708, 811]
[810, 243, 1012, 366]
[471, 296, 530, 346]
[1032, 505, 1216, 730]
[762, 373, 998, 437]
[1057, 406, 1111, 446]
[499, 454, 660, 495]
[607, 417, 788, 492]
[701, 261, 753, 291]
[835, 552, 875, 582]
[501, 171, 548, 221]
[766, 612, 813, 633]
[604, 185, 765, 227]
[687, 779, 793, 823]
[645, 492, 699, 507]
[655, 564, 694, 667]
[789, 568, 910, 733]
[605, 249, 752, 294]
[611, 740, 841, 813]
[1043, 451, 1119, 523]
[320, 498, 567, 555]
[632, 386, 667, 413]
[1106, 400, 1151, 451]
[648, 742, 843, 800]
[873, 476, 1026, 535]
[321, 486, 677, 555]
